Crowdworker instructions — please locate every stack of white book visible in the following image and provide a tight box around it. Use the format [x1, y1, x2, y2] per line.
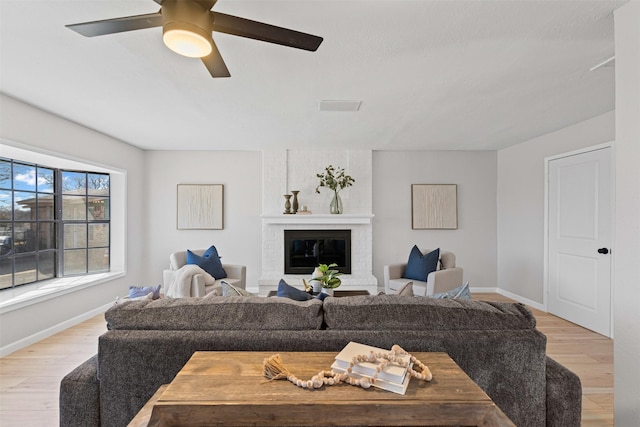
[331, 341, 412, 395]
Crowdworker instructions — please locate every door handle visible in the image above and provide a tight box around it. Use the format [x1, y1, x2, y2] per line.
[598, 248, 609, 254]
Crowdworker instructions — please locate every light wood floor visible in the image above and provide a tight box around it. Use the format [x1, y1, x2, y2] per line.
[0, 293, 613, 426]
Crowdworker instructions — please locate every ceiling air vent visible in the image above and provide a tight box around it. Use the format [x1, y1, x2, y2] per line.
[319, 100, 362, 112]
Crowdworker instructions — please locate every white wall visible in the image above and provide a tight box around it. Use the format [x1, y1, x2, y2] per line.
[144, 151, 262, 289]
[146, 149, 496, 291]
[496, 111, 615, 304]
[613, 1, 640, 424]
[372, 151, 497, 287]
[0, 94, 146, 350]
[262, 149, 371, 216]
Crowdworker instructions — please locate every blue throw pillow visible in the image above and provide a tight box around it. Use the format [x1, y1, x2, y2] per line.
[276, 279, 313, 301]
[430, 282, 471, 300]
[186, 246, 227, 279]
[315, 292, 330, 301]
[129, 285, 161, 300]
[402, 246, 440, 282]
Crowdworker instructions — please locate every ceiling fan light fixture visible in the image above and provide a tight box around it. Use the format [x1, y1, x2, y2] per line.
[163, 24, 212, 58]
[161, 0, 213, 58]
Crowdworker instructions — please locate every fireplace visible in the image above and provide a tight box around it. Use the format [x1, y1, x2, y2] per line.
[259, 149, 376, 294]
[284, 229, 351, 275]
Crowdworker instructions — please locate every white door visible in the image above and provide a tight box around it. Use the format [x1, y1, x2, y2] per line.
[547, 147, 612, 337]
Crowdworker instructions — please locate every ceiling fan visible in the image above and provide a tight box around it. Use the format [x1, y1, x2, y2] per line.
[66, 0, 323, 78]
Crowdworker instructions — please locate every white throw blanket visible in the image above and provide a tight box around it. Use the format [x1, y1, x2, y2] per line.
[166, 264, 216, 298]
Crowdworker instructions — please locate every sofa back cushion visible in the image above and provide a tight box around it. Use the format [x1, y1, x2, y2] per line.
[323, 295, 536, 331]
[105, 296, 324, 330]
[414, 248, 456, 270]
[169, 250, 190, 270]
[439, 250, 456, 269]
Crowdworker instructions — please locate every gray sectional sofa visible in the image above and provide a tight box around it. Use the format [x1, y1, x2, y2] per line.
[60, 295, 581, 427]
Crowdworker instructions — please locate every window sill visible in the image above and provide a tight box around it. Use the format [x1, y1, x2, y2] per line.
[0, 271, 125, 314]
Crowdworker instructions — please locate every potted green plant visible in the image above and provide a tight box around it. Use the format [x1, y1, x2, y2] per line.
[310, 263, 343, 295]
[315, 165, 355, 214]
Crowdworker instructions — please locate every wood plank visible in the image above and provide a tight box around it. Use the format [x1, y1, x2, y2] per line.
[144, 351, 513, 427]
[128, 385, 168, 427]
[149, 402, 502, 426]
[0, 313, 106, 427]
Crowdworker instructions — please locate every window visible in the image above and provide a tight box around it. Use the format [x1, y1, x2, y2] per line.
[0, 158, 110, 290]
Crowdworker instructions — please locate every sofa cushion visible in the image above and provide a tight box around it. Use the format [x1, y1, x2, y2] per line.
[60, 355, 100, 427]
[323, 295, 536, 331]
[187, 246, 226, 279]
[403, 246, 439, 281]
[545, 356, 582, 427]
[387, 277, 419, 293]
[430, 282, 471, 300]
[204, 277, 242, 296]
[128, 285, 161, 300]
[220, 281, 254, 296]
[439, 251, 456, 269]
[105, 296, 324, 331]
[276, 279, 313, 301]
[395, 281, 414, 296]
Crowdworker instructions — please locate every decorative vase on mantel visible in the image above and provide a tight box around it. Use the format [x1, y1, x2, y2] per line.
[291, 190, 300, 214]
[283, 194, 292, 214]
[330, 191, 343, 214]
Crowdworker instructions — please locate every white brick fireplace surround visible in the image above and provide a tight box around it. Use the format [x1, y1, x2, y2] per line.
[259, 150, 377, 295]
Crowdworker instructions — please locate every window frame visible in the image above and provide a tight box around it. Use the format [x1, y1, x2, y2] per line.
[0, 157, 111, 290]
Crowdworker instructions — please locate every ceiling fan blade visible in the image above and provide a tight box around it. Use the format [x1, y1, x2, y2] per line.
[211, 12, 323, 52]
[201, 39, 231, 78]
[66, 12, 163, 37]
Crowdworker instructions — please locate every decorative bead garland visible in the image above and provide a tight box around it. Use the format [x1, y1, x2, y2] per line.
[263, 344, 432, 390]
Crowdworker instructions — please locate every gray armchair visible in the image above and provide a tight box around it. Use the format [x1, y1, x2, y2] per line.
[162, 249, 246, 297]
[384, 249, 463, 296]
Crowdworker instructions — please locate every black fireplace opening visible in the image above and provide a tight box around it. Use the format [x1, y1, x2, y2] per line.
[284, 229, 351, 275]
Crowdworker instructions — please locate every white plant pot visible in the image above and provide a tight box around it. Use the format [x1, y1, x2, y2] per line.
[312, 281, 323, 293]
[322, 288, 334, 296]
[311, 268, 323, 293]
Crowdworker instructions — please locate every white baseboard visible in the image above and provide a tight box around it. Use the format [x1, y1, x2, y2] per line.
[470, 286, 499, 294]
[0, 301, 112, 358]
[469, 286, 546, 311]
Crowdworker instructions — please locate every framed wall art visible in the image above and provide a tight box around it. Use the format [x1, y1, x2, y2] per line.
[177, 184, 224, 230]
[411, 184, 457, 229]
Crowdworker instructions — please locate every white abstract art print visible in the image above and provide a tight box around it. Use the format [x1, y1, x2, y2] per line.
[411, 184, 457, 229]
[177, 184, 224, 230]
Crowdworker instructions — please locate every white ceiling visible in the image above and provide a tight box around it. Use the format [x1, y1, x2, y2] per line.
[0, 0, 627, 151]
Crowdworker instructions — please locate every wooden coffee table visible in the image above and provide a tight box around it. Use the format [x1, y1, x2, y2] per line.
[130, 351, 514, 426]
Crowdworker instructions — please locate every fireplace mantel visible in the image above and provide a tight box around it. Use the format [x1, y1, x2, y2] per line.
[261, 214, 374, 225]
